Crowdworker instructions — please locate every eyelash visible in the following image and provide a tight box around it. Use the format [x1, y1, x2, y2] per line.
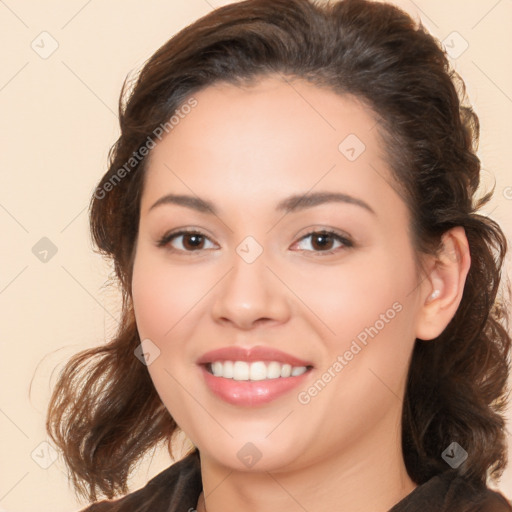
[156, 228, 353, 256]
[293, 229, 354, 255]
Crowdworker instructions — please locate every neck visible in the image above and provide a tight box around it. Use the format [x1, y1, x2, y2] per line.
[197, 414, 417, 512]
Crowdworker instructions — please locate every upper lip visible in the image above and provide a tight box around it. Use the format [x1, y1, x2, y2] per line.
[196, 346, 313, 367]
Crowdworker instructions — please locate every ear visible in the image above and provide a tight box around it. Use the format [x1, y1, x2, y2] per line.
[415, 226, 471, 341]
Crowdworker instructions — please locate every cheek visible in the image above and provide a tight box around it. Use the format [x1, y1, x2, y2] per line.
[320, 248, 417, 395]
[131, 251, 209, 340]
[290, 248, 414, 342]
[294, 246, 418, 406]
[130, 251, 205, 423]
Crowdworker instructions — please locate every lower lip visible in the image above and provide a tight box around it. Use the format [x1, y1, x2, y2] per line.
[200, 365, 312, 406]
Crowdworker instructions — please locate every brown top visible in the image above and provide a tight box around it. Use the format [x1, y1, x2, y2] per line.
[81, 450, 512, 512]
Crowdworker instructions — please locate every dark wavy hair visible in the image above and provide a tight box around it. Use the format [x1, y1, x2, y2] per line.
[46, 0, 511, 502]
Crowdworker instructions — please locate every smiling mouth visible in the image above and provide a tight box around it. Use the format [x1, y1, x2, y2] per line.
[204, 360, 314, 381]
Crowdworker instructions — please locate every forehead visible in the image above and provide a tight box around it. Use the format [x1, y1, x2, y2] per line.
[151, 76, 382, 160]
[141, 76, 403, 219]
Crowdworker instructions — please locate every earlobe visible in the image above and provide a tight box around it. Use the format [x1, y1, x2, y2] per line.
[415, 227, 471, 341]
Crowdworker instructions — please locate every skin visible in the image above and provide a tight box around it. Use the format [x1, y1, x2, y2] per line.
[131, 76, 470, 512]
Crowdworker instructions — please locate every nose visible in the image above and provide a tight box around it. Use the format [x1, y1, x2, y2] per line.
[211, 249, 292, 330]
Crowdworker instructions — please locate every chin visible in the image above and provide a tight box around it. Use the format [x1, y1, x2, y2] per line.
[194, 433, 311, 473]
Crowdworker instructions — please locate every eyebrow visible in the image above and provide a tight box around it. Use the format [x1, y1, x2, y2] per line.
[149, 194, 216, 214]
[149, 191, 375, 216]
[276, 192, 375, 215]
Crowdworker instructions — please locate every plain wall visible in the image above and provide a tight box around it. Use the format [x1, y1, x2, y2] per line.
[0, 0, 511, 510]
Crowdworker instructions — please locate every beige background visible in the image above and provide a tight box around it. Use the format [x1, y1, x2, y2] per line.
[0, 0, 511, 510]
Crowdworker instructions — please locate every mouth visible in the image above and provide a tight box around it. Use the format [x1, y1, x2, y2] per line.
[196, 346, 314, 406]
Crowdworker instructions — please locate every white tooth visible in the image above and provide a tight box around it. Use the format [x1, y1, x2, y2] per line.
[291, 366, 307, 376]
[212, 361, 223, 377]
[280, 364, 292, 378]
[223, 360, 234, 379]
[210, 360, 309, 380]
[267, 361, 282, 379]
[249, 361, 267, 381]
[233, 361, 250, 381]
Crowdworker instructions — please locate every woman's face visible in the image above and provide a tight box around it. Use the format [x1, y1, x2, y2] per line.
[131, 76, 428, 472]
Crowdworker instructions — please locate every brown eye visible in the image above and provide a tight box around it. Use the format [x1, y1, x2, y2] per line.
[157, 230, 217, 252]
[181, 233, 206, 250]
[293, 230, 353, 254]
[310, 232, 336, 250]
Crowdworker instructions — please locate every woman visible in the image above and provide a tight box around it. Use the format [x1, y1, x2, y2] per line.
[47, 0, 512, 510]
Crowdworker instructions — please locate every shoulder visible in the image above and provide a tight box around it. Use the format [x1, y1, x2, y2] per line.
[390, 470, 512, 512]
[443, 473, 512, 512]
[78, 449, 202, 512]
[476, 491, 512, 512]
